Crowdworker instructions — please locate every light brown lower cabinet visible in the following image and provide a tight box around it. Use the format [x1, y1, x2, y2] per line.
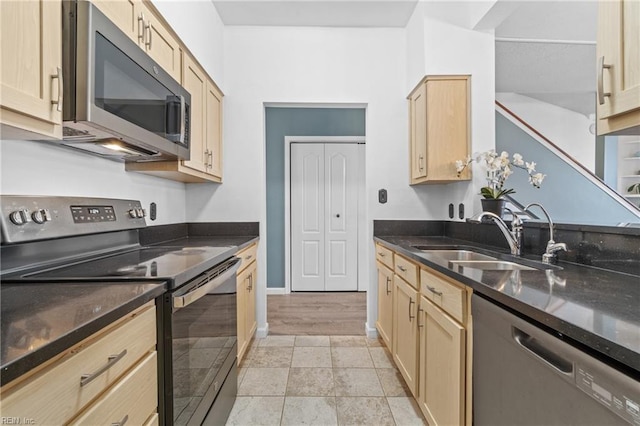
[375, 242, 472, 426]
[237, 242, 258, 363]
[376, 261, 394, 348]
[392, 274, 419, 396]
[418, 295, 466, 426]
[0, 302, 158, 425]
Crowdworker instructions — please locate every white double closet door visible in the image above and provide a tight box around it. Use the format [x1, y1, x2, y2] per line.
[291, 143, 358, 292]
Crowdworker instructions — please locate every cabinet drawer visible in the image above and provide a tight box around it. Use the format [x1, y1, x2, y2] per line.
[375, 244, 394, 269]
[394, 253, 419, 289]
[420, 268, 466, 323]
[237, 242, 258, 273]
[70, 351, 158, 425]
[1, 306, 157, 425]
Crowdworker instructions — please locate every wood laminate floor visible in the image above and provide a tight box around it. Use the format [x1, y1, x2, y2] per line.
[267, 292, 366, 335]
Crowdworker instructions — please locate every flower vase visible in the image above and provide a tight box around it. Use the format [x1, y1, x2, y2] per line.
[481, 198, 506, 218]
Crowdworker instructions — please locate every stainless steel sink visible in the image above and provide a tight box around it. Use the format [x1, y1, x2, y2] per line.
[418, 249, 498, 262]
[448, 260, 535, 271]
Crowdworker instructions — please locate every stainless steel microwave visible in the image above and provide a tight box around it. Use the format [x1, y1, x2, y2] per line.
[61, 1, 190, 161]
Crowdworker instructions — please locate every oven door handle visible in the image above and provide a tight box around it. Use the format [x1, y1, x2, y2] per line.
[173, 257, 241, 309]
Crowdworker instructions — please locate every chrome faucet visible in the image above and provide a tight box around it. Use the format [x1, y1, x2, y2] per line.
[524, 202, 567, 264]
[469, 208, 522, 256]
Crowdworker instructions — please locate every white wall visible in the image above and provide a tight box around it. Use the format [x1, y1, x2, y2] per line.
[184, 16, 495, 336]
[152, 0, 225, 88]
[0, 1, 228, 225]
[408, 14, 496, 219]
[496, 92, 595, 171]
[0, 140, 187, 224]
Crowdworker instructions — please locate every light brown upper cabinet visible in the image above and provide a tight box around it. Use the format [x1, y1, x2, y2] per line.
[137, 1, 182, 83]
[127, 53, 224, 183]
[596, 0, 640, 135]
[0, 0, 63, 139]
[94, 0, 181, 83]
[91, 0, 140, 42]
[408, 75, 471, 184]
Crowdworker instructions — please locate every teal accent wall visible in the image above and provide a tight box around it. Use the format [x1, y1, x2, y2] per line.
[265, 107, 366, 288]
[496, 113, 639, 225]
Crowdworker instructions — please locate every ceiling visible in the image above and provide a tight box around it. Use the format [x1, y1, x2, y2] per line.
[211, 0, 419, 27]
[210, 0, 598, 116]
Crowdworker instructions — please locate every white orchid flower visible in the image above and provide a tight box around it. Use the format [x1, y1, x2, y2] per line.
[455, 160, 465, 172]
[512, 153, 524, 166]
[529, 173, 545, 187]
[526, 161, 536, 173]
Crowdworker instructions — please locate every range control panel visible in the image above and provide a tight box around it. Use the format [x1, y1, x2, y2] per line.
[1, 196, 147, 244]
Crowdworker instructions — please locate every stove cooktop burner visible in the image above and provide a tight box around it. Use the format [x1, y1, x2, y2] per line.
[23, 245, 235, 288]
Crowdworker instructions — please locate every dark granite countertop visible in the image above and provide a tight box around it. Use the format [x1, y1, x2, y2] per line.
[149, 235, 259, 252]
[0, 234, 259, 385]
[374, 235, 640, 377]
[1, 281, 167, 385]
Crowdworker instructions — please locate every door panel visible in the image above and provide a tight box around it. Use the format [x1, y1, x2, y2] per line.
[291, 143, 358, 291]
[291, 144, 325, 291]
[324, 144, 358, 291]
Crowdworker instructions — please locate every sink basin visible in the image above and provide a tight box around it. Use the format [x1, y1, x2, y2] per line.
[418, 249, 498, 262]
[449, 260, 535, 271]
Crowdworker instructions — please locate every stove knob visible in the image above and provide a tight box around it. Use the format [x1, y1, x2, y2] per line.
[9, 209, 32, 225]
[128, 209, 139, 218]
[31, 209, 52, 224]
[136, 208, 146, 218]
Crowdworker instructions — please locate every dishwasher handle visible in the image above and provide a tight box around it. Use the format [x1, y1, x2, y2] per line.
[512, 326, 574, 376]
[173, 257, 241, 309]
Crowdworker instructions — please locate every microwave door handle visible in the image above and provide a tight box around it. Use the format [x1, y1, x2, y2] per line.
[179, 94, 186, 144]
[172, 258, 240, 309]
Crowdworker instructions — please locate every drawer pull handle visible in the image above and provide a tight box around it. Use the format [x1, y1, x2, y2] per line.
[245, 255, 253, 260]
[385, 276, 391, 295]
[112, 415, 129, 426]
[398, 265, 407, 272]
[378, 252, 386, 257]
[80, 349, 127, 387]
[408, 298, 415, 321]
[426, 285, 443, 296]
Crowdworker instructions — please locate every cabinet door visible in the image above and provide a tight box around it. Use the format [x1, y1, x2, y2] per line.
[409, 82, 427, 182]
[425, 78, 470, 182]
[139, 3, 182, 83]
[0, 0, 62, 138]
[245, 262, 257, 341]
[206, 80, 223, 179]
[182, 54, 208, 173]
[392, 276, 419, 396]
[91, 0, 140, 42]
[376, 262, 394, 349]
[597, 0, 640, 119]
[236, 267, 249, 362]
[419, 297, 465, 426]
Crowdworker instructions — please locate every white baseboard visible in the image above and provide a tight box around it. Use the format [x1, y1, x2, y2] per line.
[365, 322, 378, 339]
[266, 287, 287, 295]
[256, 323, 269, 338]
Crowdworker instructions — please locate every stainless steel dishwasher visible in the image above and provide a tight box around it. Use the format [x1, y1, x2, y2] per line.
[472, 294, 640, 425]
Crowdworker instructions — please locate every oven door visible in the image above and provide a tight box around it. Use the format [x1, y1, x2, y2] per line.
[165, 257, 240, 426]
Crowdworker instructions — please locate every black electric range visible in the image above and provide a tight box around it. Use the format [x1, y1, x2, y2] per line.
[1, 196, 241, 426]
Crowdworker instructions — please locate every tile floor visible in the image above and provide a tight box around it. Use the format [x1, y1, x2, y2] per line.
[226, 335, 427, 425]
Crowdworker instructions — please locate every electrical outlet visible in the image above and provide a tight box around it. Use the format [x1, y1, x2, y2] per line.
[378, 189, 387, 204]
[449, 203, 454, 219]
[150, 202, 157, 221]
[458, 203, 465, 220]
